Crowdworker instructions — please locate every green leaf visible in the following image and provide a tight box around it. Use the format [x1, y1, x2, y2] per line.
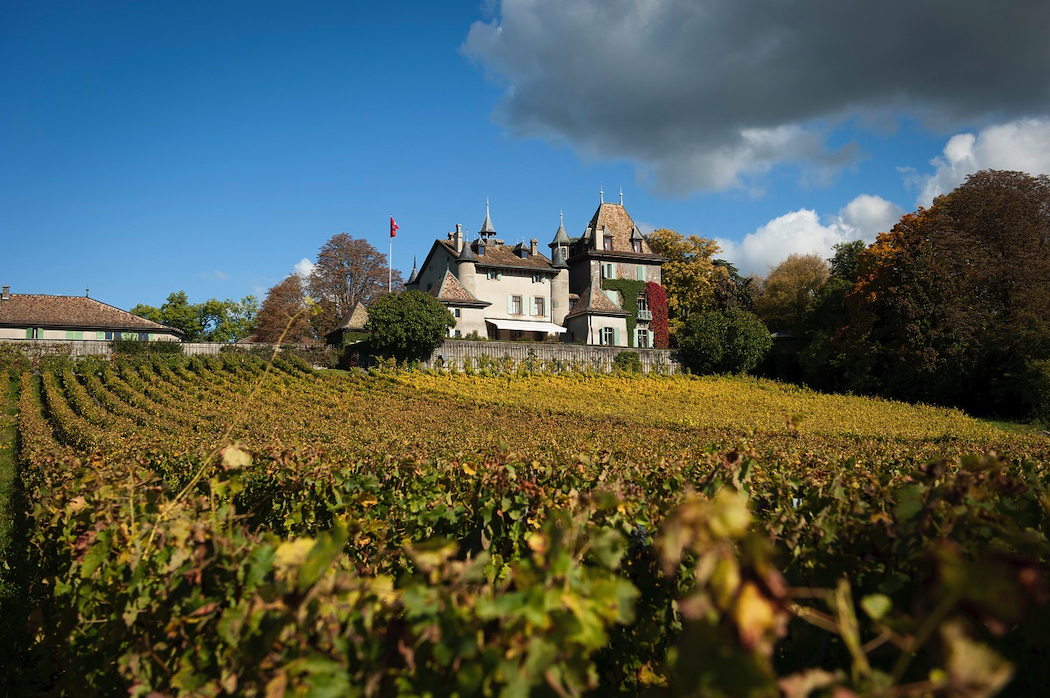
[861, 593, 892, 621]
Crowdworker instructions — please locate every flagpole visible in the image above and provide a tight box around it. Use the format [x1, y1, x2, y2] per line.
[388, 213, 392, 293]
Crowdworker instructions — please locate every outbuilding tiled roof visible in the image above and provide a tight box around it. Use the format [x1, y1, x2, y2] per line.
[0, 293, 182, 335]
[330, 302, 370, 332]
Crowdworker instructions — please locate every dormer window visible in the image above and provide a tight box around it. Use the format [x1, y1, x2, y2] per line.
[632, 239, 642, 253]
[603, 235, 613, 251]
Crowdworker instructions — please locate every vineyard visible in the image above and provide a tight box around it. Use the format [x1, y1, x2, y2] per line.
[0, 351, 1048, 697]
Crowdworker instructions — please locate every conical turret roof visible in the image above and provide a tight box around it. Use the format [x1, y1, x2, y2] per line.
[550, 211, 571, 247]
[457, 238, 478, 262]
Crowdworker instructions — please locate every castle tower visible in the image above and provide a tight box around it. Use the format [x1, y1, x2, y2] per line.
[549, 213, 571, 325]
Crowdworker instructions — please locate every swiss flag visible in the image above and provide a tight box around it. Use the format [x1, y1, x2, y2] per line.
[390, 216, 399, 238]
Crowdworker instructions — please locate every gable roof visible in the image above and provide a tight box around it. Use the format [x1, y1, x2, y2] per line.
[429, 269, 490, 307]
[331, 301, 370, 332]
[587, 203, 647, 251]
[565, 281, 628, 319]
[0, 293, 183, 336]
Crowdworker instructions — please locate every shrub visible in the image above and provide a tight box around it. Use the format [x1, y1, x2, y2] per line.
[110, 339, 183, 355]
[678, 308, 771, 375]
[613, 351, 643, 374]
[365, 291, 455, 363]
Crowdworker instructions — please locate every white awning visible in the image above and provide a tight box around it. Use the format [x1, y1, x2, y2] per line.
[486, 318, 567, 334]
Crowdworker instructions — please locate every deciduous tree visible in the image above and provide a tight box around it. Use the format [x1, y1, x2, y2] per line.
[755, 253, 830, 335]
[255, 275, 317, 344]
[837, 170, 1050, 417]
[307, 234, 401, 322]
[132, 292, 259, 342]
[645, 228, 721, 340]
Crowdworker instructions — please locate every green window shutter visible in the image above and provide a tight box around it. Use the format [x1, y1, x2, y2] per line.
[507, 296, 513, 314]
[636, 265, 645, 281]
[613, 327, 620, 346]
[97, 331, 105, 340]
[26, 328, 32, 339]
[65, 330, 73, 339]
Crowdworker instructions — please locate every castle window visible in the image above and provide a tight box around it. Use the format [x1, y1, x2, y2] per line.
[632, 239, 642, 253]
[603, 235, 613, 250]
[533, 297, 545, 316]
[601, 263, 616, 279]
[600, 327, 616, 345]
[510, 295, 523, 315]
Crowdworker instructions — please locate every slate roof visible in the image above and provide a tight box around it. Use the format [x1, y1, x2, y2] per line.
[435, 240, 557, 273]
[0, 293, 182, 336]
[565, 281, 627, 319]
[429, 269, 490, 307]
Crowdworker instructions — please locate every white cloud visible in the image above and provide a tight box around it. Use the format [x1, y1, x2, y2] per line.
[463, 0, 1050, 195]
[913, 118, 1050, 207]
[718, 194, 903, 275]
[293, 258, 315, 278]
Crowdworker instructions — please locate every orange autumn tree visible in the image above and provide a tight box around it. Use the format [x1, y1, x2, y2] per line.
[834, 170, 1050, 418]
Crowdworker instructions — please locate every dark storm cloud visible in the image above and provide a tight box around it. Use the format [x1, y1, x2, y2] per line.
[462, 0, 1050, 192]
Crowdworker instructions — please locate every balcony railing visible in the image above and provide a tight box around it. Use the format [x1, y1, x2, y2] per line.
[636, 309, 653, 321]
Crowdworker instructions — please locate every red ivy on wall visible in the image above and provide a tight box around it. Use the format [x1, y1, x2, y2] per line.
[646, 281, 669, 349]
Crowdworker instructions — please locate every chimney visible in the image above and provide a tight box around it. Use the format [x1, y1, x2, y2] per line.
[530, 238, 538, 257]
[1, 285, 9, 301]
[453, 223, 463, 253]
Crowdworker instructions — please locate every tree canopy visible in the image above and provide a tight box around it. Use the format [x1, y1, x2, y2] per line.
[254, 275, 317, 344]
[131, 292, 258, 342]
[644, 228, 721, 340]
[755, 253, 830, 335]
[307, 234, 401, 332]
[829, 170, 1050, 419]
[365, 290, 454, 363]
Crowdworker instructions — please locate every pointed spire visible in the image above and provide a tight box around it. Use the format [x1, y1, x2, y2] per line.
[600, 183, 604, 204]
[407, 256, 419, 284]
[619, 186, 623, 205]
[550, 210, 571, 248]
[479, 197, 496, 237]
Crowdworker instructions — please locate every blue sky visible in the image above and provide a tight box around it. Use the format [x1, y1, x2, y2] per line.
[4, 0, 1050, 312]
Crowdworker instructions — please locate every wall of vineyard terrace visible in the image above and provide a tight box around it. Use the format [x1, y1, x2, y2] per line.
[422, 339, 681, 373]
[0, 339, 316, 359]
